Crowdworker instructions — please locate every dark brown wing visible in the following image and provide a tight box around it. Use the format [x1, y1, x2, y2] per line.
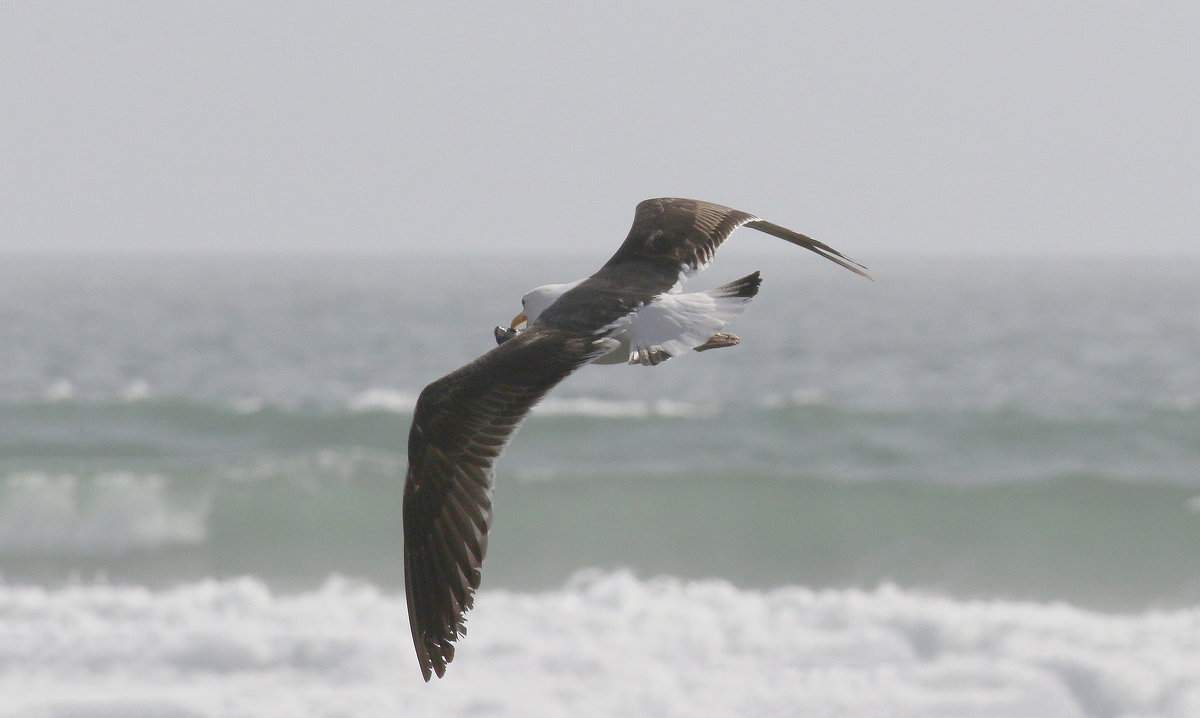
[536, 198, 871, 337]
[403, 327, 606, 680]
[606, 197, 870, 282]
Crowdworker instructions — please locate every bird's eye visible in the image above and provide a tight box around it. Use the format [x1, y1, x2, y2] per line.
[521, 299, 526, 307]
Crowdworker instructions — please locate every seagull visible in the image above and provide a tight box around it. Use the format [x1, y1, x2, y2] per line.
[403, 198, 871, 680]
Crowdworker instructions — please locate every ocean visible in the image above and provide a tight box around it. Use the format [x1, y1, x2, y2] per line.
[1, 253, 1198, 717]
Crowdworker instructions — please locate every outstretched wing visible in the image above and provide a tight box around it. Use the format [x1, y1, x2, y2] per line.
[608, 197, 871, 282]
[536, 198, 871, 337]
[403, 329, 606, 680]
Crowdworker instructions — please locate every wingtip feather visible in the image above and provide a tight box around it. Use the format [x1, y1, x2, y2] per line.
[745, 219, 873, 281]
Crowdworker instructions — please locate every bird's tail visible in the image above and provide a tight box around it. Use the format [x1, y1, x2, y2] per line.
[706, 271, 762, 299]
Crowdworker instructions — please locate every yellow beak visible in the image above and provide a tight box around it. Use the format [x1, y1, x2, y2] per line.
[509, 312, 528, 329]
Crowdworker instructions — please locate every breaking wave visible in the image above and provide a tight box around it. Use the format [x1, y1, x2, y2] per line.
[1, 572, 1198, 717]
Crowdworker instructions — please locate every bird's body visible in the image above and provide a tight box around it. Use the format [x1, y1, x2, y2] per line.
[506, 271, 763, 365]
[403, 198, 871, 680]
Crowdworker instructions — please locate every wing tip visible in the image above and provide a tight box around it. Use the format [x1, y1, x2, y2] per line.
[412, 627, 455, 681]
[831, 254, 875, 282]
[744, 219, 874, 281]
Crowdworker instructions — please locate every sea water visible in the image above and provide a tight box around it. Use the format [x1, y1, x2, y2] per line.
[1, 254, 1198, 716]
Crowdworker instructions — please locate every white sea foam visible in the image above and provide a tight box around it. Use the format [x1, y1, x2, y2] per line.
[43, 379, 75, 403]
[347, 388, 418, 413]
[532, 396, 716, 419]
[229, 397, 267, 415]
[0, 473, 207, 557]
[0, 571, 1197, 717]
[759, 387, 830, 409]
[119, 379, 152, 402]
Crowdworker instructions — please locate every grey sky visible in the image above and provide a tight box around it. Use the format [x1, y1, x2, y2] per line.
[2, 2, 1197, 256]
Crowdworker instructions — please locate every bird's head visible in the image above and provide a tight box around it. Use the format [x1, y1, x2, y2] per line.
[495, 281, 582, 345]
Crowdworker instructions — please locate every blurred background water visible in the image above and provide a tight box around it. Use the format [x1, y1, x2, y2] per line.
[2, 254, 1198, 716]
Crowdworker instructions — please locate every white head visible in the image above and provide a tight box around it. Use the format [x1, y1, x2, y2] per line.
[509, 280, 583, 329]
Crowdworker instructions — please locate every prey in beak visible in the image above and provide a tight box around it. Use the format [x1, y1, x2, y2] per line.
[494, 312, 527, 345]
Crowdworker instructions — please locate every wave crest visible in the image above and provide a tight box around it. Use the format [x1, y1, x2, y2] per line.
[2, 573, 1199, 717]
[532, 396, 716, 419]
[0, 472, 208, 557]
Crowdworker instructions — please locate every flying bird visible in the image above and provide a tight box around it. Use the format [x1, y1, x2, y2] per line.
[403, 198, 871, 680]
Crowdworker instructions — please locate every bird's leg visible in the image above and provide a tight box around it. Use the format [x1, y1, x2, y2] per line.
[628, 346, 672, 366]
[693, 332, 740, 352]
